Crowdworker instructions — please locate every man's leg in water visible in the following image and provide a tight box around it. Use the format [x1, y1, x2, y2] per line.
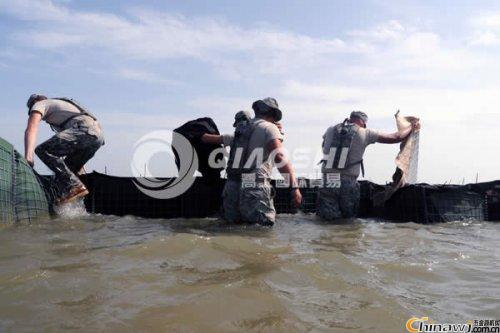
[222, 179, 242, 223]
[240, 181, 276, 226]
[316, 186, 342, 220]
[339, 177, 360, 218]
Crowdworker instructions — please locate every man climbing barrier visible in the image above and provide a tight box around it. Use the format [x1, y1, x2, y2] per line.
[24, 94, 104, 204]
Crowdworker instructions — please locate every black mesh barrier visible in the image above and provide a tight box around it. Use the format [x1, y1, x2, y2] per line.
[76, 172, 495, 222]
[466, 181, 500, 221]
[383, 184, 486, 223]
[487, 194, 500, 221]
[299, 187, 319, 214]
[12, 169, 499, 223]
[271, 178, 318, 214]
[80, 172, 225, 219]
[3, 130, 496, 224]
[359, 181, 386, 218]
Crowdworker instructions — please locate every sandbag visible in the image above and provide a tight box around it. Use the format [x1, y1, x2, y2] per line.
[173, 117, 224, 182]
[374, 111, 420, 206]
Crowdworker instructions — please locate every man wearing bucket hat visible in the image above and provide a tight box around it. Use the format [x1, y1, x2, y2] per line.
[222, 97, 302, 226]
[24, 94, 104, 205]
[317, 110, 416, 220]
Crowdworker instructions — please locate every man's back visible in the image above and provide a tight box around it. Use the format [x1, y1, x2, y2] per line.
[322, 123, 379, 178]
[30, 99, 81, 129]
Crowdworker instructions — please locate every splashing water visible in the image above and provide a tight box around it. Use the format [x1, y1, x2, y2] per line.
[53, 199, 88, 218]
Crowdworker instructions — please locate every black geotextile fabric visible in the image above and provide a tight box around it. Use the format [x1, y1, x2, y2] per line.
[466, 181, 500, 221]
[383, 184, 487, 223]
[173, 117, 225, 183]
[76, 172, 498, 223]
[80, 172, 225, 219]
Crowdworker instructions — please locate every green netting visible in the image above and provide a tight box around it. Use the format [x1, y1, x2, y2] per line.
[0, 138, 15, 223]
[0, 137, 50, 223]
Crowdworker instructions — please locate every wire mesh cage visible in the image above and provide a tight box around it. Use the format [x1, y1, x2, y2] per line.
[0, 137, 50, 223]
[0, 138, 15, 223]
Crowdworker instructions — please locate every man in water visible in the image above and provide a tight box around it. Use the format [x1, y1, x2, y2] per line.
[24, 94, 104, 204]
[222, 98, 301, 226]
[201, 110, 253, 147]
[317, 111, 417, 220]
[201, 109, 285, 148]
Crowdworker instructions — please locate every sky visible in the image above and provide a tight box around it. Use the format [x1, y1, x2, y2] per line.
[0, 0, 499, 184]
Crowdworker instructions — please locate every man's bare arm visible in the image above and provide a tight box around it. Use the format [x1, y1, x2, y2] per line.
[200, 133, 224, 145]
[266, 139, 302, 208]
[376, 125, 414, 144]
[24, 112, 42, 166]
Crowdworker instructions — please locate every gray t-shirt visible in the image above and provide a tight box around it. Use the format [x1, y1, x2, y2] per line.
[30, 99, 83, 128]
[30, 98, 100, 134]
[322, 124, 379, 178]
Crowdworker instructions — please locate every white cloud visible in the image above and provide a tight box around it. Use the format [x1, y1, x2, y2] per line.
[469, 11, 500, 46]
[348, 20, 406, 43]
[1, 0, 491, 84]
[471, 11, 500, 29]
[0, 0, 68, 21]
[2, 0, 500, 182]
[279, 80, 500, 120]
[118, 69, 179, 86]
[470, 31, 500, 46]
[0, 0, 346, 72]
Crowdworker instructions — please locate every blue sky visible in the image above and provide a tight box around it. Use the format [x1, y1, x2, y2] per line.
[1, 0, 499, 183]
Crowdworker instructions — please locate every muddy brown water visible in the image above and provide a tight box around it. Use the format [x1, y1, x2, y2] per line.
[1, 212, 499, 332]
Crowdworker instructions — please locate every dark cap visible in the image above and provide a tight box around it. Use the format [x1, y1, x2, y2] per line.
[252, 97, 282, 121]
[233, 110, 252, 127]
[27, 94, 47, 109]
[350, 110, 368, 123]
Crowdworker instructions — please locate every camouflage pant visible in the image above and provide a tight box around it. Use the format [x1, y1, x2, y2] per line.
[316, 175, 360, 220]
[222, 179, 276, 226]
[35, 119, 104, 197]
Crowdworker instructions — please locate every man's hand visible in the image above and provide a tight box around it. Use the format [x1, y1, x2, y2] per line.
[291, 188, 302, 208]
[26, 157, 34, 168]
[274, 122, 284, 135]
